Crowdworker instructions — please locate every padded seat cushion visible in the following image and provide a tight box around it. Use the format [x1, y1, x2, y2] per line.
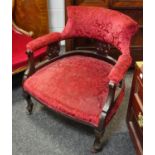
[12, 30, 47, 71]
[23, 55, 113, 126]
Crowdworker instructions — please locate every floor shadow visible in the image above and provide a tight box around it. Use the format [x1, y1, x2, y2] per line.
[12, 72, 24, 89]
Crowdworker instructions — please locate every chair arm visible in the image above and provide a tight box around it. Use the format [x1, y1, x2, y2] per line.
[23, 32, 62, 80]
[98, 81, 116, 130]
[26, 32, 62, 52]
[105, 80, 125, 126]
[108, 54, 132, 84]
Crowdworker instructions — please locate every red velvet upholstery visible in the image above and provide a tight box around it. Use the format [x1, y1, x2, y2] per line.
[24, 56, 113, 126]
[23, 6, 138, 128]
[61, 6, 138, 84]
[26, 6, 138, 83]
[12, 29, 47, 71]
[26, 32, 61, 52]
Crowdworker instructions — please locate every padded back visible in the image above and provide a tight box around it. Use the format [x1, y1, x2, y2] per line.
[62, 6, 138, 55]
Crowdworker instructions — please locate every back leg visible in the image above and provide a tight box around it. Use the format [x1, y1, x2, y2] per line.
[23, 92, 33, 114]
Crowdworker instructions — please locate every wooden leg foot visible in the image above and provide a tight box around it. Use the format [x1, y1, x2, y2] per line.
[26, 101, 33, 114]
[23, 92, 33, 114]
[91, 129, 105, 153]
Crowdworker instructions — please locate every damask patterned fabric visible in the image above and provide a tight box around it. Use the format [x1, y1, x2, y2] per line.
[27, 6, 138, 83]
[62, 6, 138, 83]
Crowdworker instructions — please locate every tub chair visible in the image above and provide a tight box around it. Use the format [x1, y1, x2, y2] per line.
[22, 6, 138, 152]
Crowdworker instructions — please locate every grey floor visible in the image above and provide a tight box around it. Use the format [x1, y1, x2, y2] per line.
[12, 71, 136, 155]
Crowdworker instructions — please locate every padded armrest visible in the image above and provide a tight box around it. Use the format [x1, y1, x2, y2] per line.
[26, 32, 62, 52]
[108, 54, 132, 84]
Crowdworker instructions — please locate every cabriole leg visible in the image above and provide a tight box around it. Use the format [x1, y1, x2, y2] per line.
[91, 129, 105, 153]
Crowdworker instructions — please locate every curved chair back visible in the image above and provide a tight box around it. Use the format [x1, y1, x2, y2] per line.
[62, 6, 138, 83]
[62, 6, 138, 55]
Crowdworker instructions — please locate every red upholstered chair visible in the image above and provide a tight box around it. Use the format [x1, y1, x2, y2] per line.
[22, 6, 138, 152]
[12, 27, 47, 74]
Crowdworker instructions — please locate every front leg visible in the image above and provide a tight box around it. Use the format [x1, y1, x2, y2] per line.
[23, 91, 33, 114]
[91, 129, 105, 153]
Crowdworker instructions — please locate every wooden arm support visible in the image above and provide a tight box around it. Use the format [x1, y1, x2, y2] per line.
[23, 42, 60, 82]
[98, 79, 125, 130]
[23, 50, 35, 82]
[98, 81, 116, 131]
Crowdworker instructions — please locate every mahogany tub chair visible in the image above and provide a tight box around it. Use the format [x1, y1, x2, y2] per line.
[22, 6, 138, 152]
[12, 27, 47, 74]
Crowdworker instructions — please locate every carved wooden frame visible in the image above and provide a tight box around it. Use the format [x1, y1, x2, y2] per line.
[23, 38, 124, 153]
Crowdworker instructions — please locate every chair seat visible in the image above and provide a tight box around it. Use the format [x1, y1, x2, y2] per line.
[23, 55, 113, 126]
[12, 30, 47, 71]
